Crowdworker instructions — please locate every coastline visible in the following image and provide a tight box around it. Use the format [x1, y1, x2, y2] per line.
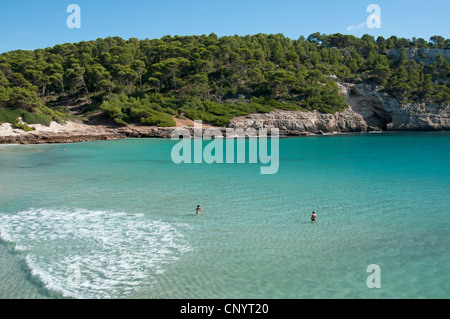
[0, 114, 221, 145]
[0, 121, 177, 145]
[1, 119, 447, 145]
[0, 121, 347, 145]
[2, 80, 448, 146]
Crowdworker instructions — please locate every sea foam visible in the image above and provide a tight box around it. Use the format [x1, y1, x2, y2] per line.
[0, 208, 191, 299]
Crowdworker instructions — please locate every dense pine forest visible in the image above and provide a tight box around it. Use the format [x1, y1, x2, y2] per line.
[0, 33, 449, 129]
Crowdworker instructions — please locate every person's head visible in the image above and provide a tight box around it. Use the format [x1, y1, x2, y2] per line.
[197, 205, 200, 208]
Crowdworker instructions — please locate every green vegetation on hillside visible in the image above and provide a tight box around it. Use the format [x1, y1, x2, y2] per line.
[1, 33, 449, 128]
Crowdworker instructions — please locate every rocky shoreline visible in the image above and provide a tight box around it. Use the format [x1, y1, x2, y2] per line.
[1, 114, 448, 145]
[1, 82, 449, 145]
[0, 122, 178, 144]
[229, 82, 450, 134]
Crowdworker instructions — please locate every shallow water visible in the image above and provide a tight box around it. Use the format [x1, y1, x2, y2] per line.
[0, 132, 449, 299]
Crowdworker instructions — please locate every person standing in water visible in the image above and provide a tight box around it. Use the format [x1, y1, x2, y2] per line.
[311, 211, 317, 223]
[196, 205, 204, 215]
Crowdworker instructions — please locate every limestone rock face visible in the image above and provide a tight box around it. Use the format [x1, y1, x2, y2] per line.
[229, 82, 449, 135]
[338, 82, 450, 131]
[229, 109, 368, 135]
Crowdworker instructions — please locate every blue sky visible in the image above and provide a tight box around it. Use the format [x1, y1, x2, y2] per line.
[1, 0, 449, 53]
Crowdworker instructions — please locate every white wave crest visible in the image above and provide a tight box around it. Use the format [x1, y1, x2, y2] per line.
[0, 208, 191, 299]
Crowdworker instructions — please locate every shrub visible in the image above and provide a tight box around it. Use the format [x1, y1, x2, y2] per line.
[13, 122, 35, 132]
[140, 113, 176, 127]
[55, 106, 70, 114]
[0, 108, 23, 124]
[22, 111, 52, 126]
[114, 117, 129, 126]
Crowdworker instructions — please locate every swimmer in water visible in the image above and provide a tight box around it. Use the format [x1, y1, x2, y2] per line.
[311, 211, 317, 223]
[196, 205, 204, 215]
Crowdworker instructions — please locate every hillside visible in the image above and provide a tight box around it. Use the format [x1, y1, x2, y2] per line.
[0, 33, 449, 132]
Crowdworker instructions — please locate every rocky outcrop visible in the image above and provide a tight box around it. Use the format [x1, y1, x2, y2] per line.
[0, 122, 231, 144]
[338, 82, 450, 131]
[0, 123, 177, 144]
[229, 82, 449, 134]
[0, 133, 126, 145]
[229, 109, 368, 135]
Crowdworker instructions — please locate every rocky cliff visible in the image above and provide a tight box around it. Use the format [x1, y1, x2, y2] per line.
[339, 82, 450, 131]
[229, 82, 450, 134]
[229, 109, 368, 135]
[1, 83, 449, 144]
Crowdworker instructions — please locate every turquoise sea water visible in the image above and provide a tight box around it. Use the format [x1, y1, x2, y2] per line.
[0, 132, 449, 299]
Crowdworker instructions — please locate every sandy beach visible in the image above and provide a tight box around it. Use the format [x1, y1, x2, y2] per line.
[0, 121, 174, 144]
[0, 121, 102, 137]
[0, 116, 219, 144]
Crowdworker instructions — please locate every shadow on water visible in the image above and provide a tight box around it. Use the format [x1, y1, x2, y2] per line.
[172, 213, 213, 218]
[19, 162, 53, 169]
